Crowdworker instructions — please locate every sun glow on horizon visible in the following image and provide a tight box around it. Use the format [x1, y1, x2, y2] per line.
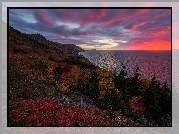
[8, 8, 171, 50]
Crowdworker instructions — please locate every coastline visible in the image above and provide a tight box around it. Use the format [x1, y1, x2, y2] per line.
[8, 26, 172, 127]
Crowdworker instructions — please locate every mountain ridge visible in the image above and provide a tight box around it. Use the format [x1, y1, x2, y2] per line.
[9, 26, 84, 55]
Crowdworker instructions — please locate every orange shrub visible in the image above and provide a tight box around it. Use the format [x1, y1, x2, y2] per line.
[57, 65, 82, 92]
[95, 69, 119, 99]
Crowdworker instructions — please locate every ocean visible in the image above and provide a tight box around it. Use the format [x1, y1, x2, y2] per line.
[79, 50, 171, 87]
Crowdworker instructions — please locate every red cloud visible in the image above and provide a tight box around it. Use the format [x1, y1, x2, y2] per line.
[10, 9, 171, 50]
[35, 11, 53, 26]
[145, 26, 170, 36]
[125, 21, 147, 30]
[99, 9, 106, 16]
[155, 28, 170, 35]
[80, 9, 106, 26]
[139, 9, 149, 14]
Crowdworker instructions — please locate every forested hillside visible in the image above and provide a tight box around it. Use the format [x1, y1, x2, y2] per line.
[8, 26, 171, 127]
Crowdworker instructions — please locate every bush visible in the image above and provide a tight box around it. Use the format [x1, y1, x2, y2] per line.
[9, 97, 122, 126]
[9, 66, 61, 99]
[9, 57, 24, 83]
[95, 69, 117, 99]
[98, 88, 121, 111]
[53, 63, 63, 81]
[128, 96, 146, 115]
[63, 56, 97, 69]
[113, 66, 171, 125]
[54, 64, 82, 93]
[113, 66, 144, 102]
[29, 56, 49, 73]
[142, 76, 171, 125]
[81, 69, 99, 99]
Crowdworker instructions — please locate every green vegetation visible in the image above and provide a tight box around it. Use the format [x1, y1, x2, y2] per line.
[8, 26, 171, 126]
[62, 56, 97, 69]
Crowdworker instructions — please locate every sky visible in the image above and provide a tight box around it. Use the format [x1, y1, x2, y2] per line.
[2, 2, 177, 50]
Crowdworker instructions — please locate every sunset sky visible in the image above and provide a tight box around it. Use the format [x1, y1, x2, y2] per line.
[8, 8, 171, 50]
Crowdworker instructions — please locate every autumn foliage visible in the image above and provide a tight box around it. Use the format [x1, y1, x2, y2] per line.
[128, 96, 146, 115]
[9, 97, 140, 126]
[95, 69, 119, 99]
[8, 26, 171, 126]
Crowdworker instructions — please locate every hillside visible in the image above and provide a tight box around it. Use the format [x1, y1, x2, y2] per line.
[9, 26, 84, 61]
[8, 26, 171, 127]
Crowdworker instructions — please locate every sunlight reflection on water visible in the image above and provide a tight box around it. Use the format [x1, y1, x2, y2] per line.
[80, 50, 171, 87]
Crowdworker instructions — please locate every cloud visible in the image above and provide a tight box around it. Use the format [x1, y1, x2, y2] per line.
[8, 8, 171, 50]
[9, 10, 27, 24]
[34, 10, 54, 26]
[124, 21, 147, 30]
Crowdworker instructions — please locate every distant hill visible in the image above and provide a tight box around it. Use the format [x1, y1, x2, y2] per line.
[9, 26, 84, 60]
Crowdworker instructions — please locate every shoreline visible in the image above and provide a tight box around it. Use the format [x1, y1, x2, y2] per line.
[8, 26, 172, 126]
[79, 50, 171, 89]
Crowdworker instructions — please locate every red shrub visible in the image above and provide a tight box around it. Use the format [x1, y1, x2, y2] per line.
[128, 96, 146, 115]
[9, 97, 112, 126]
